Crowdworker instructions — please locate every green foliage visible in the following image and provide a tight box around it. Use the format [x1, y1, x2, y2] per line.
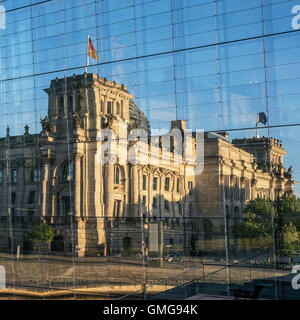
[26, 223, 55, 259]
[279, 222, 300, 258]
[238, 235, 272, 250]
[238, 198, 275, 238]
[26, 223, 55, 244]
[276, 195, 300, 215]
[243, 197, 274, 216]
[239, 196, 300, 258]
[276, 195, 300, 229]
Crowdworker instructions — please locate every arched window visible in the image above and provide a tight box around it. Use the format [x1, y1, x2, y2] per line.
[62, 161, 74, 181]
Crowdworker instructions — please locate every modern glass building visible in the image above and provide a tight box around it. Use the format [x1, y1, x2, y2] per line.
[0, 0, 299, 300]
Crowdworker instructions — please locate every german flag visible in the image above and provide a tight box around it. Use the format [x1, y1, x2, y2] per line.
[88, 36, 98, 63]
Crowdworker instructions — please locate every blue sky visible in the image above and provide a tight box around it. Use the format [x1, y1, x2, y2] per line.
[0, 0, 300, 193]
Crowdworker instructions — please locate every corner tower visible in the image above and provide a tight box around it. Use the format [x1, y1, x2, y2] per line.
[232, 137, 287, 173]
[40, 73, 134, 257]
[43, 73, 134, 140]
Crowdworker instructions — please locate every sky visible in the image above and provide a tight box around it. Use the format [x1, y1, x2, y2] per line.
[0, 0, 300, 193]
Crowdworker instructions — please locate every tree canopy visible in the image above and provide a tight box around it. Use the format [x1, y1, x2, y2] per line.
[239, 196, 300, 260]
[26, 223, 54, 260]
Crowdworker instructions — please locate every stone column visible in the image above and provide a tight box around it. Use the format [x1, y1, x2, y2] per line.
[16, 160, 24, 217]
[132, 165, 139, 217]
[148, 171, 153, 217]
[74, 155, 81, 217]
[106, 164, 114, 218]
[103, 95, 107, 114]
[123, 166, 129, 217]
[41, 159, 50, 217]
[52, 193, 56, 218]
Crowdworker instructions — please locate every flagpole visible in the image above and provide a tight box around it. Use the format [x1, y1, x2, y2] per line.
[85, 35, 89, 73]
[256, 112, 259, 138]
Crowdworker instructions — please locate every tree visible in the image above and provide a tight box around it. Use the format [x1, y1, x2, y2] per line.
[238, 196, 300, 263]
[279, 222, 300, 264]
[238, 198, 275, 239]
[26, 223, 54, 260]
[276, 195, 300, 230]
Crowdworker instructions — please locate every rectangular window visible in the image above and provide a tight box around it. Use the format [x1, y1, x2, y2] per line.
[165, 177, 170, 191]
[177, 178, 180, 192]
[11, 193, 16, 205]
[113, 200, 121, 218]
[153, 176, 158, 190]
[152, 197, 157, 208]
[0, 170, 2, 183]
[164, 199, 169, 211]
[11, 169, 17, 183]
[143, 174, 147, 190]
[115, 166, 120, 184]
[188, 181, 193, 195]
[32, 169, 41, 182]
[107, 101, 112, 114]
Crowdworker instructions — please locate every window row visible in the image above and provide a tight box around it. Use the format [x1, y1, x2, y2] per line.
[0, 168, 40, 183]
[141, 195, 194, 214]
[142, 174, 193, 192]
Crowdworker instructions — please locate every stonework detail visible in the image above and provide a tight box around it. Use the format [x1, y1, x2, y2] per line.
[0, 73, 295, 257]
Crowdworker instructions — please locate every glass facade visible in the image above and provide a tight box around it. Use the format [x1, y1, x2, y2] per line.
[0, 0, 299, 300]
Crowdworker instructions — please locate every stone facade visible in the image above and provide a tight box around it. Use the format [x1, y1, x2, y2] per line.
[193, 132, 295, 256]
[0, 73, 196, 256]
[0, 73, 295, 257]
